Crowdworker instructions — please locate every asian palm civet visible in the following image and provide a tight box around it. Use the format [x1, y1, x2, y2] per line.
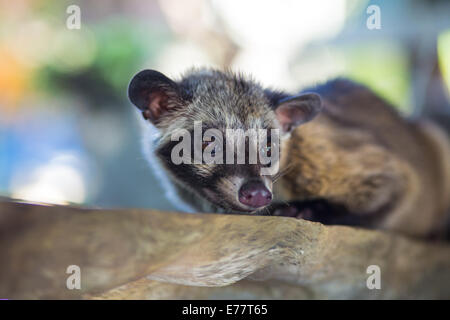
[128, 68, 450, 238]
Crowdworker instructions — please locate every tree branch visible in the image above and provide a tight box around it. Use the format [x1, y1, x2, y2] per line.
[1, 199, 449, 299]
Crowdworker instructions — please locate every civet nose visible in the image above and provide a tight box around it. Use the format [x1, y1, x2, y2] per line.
[238, 181, 272, 208]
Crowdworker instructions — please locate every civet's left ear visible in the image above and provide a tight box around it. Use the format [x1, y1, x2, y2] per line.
[128, 69, 185, 126]
[274, 93, 322, 133]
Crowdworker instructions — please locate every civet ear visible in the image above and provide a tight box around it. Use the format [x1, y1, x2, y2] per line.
[128, 69, 184, 125]
[274, 93, 322, 133]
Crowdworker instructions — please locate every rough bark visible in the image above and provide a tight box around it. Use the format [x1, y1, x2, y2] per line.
[0, 199, 449, 299]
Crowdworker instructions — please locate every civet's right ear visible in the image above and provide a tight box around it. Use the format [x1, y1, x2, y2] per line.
[274, 93, 322, 133]
[128, 69, 184, 125]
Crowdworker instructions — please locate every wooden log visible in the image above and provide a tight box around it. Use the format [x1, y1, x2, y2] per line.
[0, 199, 449, 299]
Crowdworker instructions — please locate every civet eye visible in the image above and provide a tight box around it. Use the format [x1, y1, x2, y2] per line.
[202, 140, 211, 151]
[202, 140, 219, 156]
[260, 144, 272, 157]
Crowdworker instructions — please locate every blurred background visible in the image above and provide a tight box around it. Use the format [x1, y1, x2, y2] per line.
[0, 0, 449, 211]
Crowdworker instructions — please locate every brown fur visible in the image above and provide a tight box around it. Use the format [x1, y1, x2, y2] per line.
[130, 69, 450, 238]
[275, 80, 450, 237]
